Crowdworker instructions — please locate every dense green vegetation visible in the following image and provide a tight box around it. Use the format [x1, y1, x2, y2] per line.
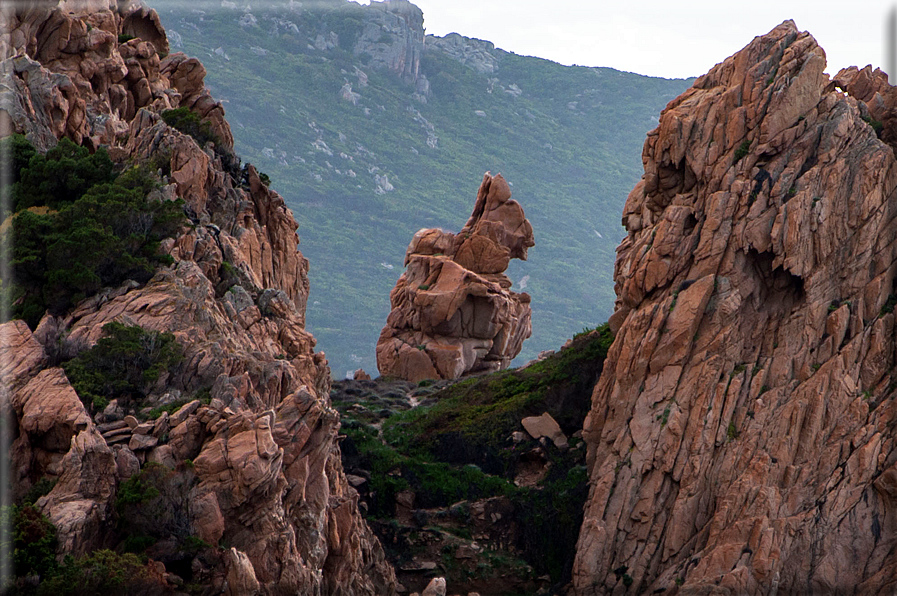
[5, 462, 209, 595]
[334, 324, 613, 588]
[7, 136, 115, 214]
[153, 1, 689, 376]
[62, 321, 184, 411]
[2, 496, 158, 595]
[5, 505, 59, 581]
[0, 135, 184, 329]
[161, 106, 220, 147]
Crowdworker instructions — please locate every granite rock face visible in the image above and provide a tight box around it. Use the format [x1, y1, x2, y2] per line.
[2, 1, 395, 593]
[574, 20, 897, 595]
[376, 173, 534, 382]
[834, 64, 897, 153]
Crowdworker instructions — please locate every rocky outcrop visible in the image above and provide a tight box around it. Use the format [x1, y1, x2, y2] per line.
[426, 33, 499, 76]
[574, 21, 897, 595]
[376, 173, 534, 382]
[834, 64, 897, 152]
[353, 0, 424, 84]
[3, 1, 394, 594]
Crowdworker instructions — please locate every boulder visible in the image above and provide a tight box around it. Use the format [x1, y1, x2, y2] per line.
[421, 577, 446, 596]
[520, 413, 567, 448]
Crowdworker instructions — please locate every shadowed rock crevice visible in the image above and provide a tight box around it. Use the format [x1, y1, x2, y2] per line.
[745, 248, 804, 310]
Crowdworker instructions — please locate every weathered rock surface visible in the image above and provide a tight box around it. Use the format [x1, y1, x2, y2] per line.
[3, 1, 395, 594]
[575, 21, 897, 595]
[421, 577, 446, 596]
[426, 33, 499, 76]
[834, 65, 897, 152]
[376, 172, 534, 381]
[353, 0, 424, 84]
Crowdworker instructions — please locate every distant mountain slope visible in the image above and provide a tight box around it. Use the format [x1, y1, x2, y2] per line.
[152, 0, 692, 376]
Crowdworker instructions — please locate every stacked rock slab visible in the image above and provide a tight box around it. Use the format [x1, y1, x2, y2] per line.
[376, 173, 534, 382]
[2, 1, 395, 594]
[573, 21, 897, 595]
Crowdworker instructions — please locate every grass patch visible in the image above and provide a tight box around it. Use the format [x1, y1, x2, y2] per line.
[733, 139, 751, 163]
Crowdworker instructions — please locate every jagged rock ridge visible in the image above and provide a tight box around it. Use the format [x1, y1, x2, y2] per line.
[2, 1, 395, 593]
[376, 172, 534, 382]
[574, 20, 897, 595]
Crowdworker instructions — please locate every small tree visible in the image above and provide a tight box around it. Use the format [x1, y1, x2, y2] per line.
[63, 322, 184, 410]
[12, 137, 115, 211]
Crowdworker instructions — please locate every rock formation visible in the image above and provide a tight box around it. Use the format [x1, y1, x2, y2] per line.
[376, 173, 534, 382]
[426, 33, 499, 76]
[2, 1, 395, 593]
[833, 64, 897, 153]
[574, 21, 897, 595]
[354, 0, 424, 84]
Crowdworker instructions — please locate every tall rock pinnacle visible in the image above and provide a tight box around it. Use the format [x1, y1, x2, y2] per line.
[376, 172, 534, 382]
[575, 20, 897, 595]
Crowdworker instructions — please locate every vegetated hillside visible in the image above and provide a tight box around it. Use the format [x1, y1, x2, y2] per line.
[151, 0, 691, 376]
[331, 324, 614, 595]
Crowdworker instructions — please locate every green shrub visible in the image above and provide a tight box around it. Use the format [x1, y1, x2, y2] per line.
[880, 294, 897, 316]
[727, 421, 738, 441]
[181, 536, 212, 553]
[0, 133, 36, 190]
[862, 114, 884, 137]
[39, 550, 151, 595]
[513, 458, 591, 581]
[4, 504, 59, 579]
[114, 462, 200, 562]
[1, 137, 184, 328]
[162, 107, 220, 147]
[21, 477, 57, 506]
[116, 473, 161, 514]
[733, 139, 751, 163]
[63, 322, 183, 410]
[11, 137, 115, 213]
[121, 533, 156, 554]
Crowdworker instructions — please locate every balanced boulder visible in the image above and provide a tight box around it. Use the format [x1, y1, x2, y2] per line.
[376, 173, 534, 381]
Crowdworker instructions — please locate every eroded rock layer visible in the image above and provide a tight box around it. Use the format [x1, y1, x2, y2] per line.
[2, 1, 395, 593]
[376, 173, 534, 382]
[575, 21, 897, 595]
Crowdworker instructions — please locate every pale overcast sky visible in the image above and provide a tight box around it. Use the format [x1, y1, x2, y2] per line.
[356, 0, 897, 80]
